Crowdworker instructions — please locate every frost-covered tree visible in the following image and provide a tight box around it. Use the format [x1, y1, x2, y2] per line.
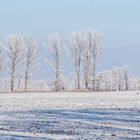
[68, 30, 100, 90]
[81, 32, 91, 89]
[45, 33, 62, 91]
[6, 34, 24, 92]
[68, 31, 84, 89]
[123, 66, 129, 91]
[24, 36, 37, 91]
[82, 30, 100, 89]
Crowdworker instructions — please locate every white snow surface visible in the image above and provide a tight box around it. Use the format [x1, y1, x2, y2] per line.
[0, 91, 140, 139]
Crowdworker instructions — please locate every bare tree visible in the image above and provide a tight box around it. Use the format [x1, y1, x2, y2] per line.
[68, 32, 83, 89]
[81, 32, 91, 89]
[24, 36, 37, 91]
[87, 31, 100, 90]
[45, 33, 62, 91]
[6, 34, 24, 92]
[123, 66, 129, 91]
[82, 30, 100, 89]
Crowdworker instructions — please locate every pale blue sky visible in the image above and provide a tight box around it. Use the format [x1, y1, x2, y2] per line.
[0, 0, 140, 78]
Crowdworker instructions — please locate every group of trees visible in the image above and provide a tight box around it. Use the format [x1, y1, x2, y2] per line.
[4, 35, 37, 92]
[97, 66, 129, 91]
[0, 30, 139, 92]
[96, 66, 140, 92]
[68, 30, 100, 90]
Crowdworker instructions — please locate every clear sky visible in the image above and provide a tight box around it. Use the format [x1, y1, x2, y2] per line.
[0, 0, 140, 78]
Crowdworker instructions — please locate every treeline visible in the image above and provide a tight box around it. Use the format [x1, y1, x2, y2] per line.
[0, 30, 139, 92]
[97, 66, 140, 91]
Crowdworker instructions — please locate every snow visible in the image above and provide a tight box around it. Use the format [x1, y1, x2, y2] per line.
[0, 91, 140, 139]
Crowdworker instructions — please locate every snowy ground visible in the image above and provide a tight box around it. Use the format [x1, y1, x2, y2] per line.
[0, 91, 140, 140]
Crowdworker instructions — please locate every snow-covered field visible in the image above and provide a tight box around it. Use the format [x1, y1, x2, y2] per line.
[0, 91, 140, 140]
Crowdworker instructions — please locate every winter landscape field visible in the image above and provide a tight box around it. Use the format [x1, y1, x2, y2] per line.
[0, 92, 140, 140]
[0, 0, 140, 140]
